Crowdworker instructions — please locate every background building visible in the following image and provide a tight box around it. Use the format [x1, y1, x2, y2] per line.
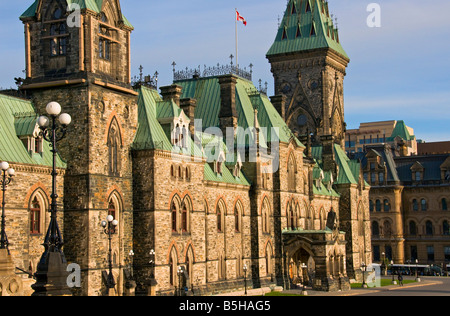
[347, 120, 418, 156]
[353, 143, 450, 269]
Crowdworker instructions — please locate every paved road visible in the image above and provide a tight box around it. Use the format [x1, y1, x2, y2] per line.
[352, 277, 450, 296]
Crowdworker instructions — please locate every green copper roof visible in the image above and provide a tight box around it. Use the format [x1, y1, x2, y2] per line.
[267, 0, 348, 59]
[0, 94, 66, 168]
[176, 76, 303, 148]
[389, 120, 414, 142]
[20, 0, 133, 28]
[133, 86, 204, 158]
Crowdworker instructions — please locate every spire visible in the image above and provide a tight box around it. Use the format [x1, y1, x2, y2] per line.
[266, 0, 348, 60]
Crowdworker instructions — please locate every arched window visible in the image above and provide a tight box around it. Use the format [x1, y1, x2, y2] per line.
[443, 221, 450, 236]
[262, 198, 271, 234]
[186, 246, 194, 279]
[107, 118, 122, 176]
[372, 221, 380, 236]
[108, 199, 116, 219]
[426, 221, 433, 236]
[383, 220, 392, 237]
[421, 199, 428, 211]
[384, 199, 391, 212]
[216, 199, 226, 233]
[375, 200, 382, 212]
[171, 201, 178, 232]
[442, 198, 448, 211]
[287, 154, 296, 192]
[234, 202, 243, 233]
[169, 247, 178, 286]
[409, 221, 417, 236]
[30, 197, 41, 234]
[412, 199, 419, 211]
[369, 200, 374, 212]
[181, 203, 188, 232]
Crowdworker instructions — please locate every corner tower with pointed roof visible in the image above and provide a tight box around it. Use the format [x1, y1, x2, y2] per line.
[267, 0, 349, 150]
[19, 0, 138, 296]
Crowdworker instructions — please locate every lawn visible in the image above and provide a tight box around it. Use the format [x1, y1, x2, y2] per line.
[351, 278, 417, 289]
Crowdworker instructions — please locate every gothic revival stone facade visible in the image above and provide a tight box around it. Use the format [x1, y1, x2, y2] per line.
[0, 0, 371, 296]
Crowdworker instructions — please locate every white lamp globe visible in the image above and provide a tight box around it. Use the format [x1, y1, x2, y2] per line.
[101, 220, 107, 228]
[37, 116, 50, 128]
[7, 168, 15, 177]
[112, 220, 119, 227]
[59, 113, 72, 126]
[107, 215, 114, 223]
[46, 102, 62, 116]
[0, 162, 9, 171]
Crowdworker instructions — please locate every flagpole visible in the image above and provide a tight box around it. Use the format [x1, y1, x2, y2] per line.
[235, 8, 238, 69]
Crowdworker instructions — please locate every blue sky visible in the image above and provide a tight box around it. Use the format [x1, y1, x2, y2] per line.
[2, 0, 450, 142]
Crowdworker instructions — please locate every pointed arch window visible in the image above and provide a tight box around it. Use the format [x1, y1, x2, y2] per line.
[217, 205, 223, 233]
[234, 205, 241, 233]
[287, 153, 296, 192]
[171, 201, 178, 232]
[372, 221, 380, 237]
[107, 119, 122, 176]
[30, 197, 41, 234]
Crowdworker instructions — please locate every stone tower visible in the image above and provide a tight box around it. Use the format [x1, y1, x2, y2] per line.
[267, 0, 372, 282]
[266, 0, 350, 149]
[20, 0, 137, 295]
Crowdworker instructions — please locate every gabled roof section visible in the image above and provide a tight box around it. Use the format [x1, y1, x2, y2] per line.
[266, 0, 348, 59]
[389, 120, 414, 142]
[175, 76, 303, 148]
[133, 86, 204, 157]
[0, 94, 65, 168]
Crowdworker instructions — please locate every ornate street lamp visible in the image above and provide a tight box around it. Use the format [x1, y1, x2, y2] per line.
[361, 262, 368, 288]
[101, 215, 118, 295]
[32, 102, 72, 296]
[149, 249, 155, 278]
[177, 266, 183, 296]
[243, 264, 248, 296]
[0, 162, 15, 252]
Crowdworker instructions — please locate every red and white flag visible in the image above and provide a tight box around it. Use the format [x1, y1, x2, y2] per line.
[236, 10, 247, 26]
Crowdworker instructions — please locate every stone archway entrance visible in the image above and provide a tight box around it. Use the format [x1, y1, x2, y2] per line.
[282, 229, 351, 292]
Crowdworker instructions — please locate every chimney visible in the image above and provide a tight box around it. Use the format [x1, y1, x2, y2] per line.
[218, 74, 238, 137]
[160, 84, 183, 107]
[321, 135, 337, 176]
[180, 98, 197, 135]
[270, 95, 286, 121]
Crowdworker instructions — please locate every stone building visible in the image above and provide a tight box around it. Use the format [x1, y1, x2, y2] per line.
[354, 144, 450, 268]
[0, 0, 371, 296]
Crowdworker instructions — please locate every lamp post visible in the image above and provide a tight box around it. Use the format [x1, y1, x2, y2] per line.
[415, 259, 421, 282]
[300, 263, 308, 296]
[361, 262, 367, 288]
[149, 249, 155, 278]
[243, 264, 248, 296]
[391, 260, 397, 284]
[32, 102, 72, 296]
[101, 215, 118, 295]
[0, 162, 15, 252]
[177, 266, 183, 296]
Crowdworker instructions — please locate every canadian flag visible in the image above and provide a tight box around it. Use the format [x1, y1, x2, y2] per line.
[236, 10, 247, 26]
